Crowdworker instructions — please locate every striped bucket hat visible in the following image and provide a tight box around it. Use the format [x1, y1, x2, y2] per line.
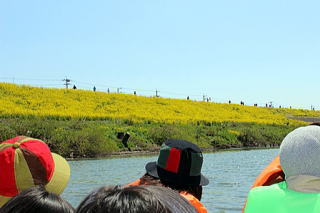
[0, 136, 70, 207]
[146, 139, 209, 186]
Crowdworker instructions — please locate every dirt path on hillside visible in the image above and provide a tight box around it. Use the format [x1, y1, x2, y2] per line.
[288, 115, 320, 123]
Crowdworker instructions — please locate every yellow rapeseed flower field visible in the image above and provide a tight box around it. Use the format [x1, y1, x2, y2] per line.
[0, 83, 319, 125]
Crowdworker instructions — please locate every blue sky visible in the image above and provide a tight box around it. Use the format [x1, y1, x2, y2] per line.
[0, 0, 319, 109]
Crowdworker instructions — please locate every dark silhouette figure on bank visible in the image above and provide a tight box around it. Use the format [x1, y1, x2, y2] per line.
[73, 85, 77, 89]
[93, 86, 96, 92]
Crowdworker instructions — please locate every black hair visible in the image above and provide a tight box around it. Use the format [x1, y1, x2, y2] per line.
[0, 186, 75, 213]
[76, 185, 197, 213]
[310, 122, 320, 127]
[139, 173, 203, 200]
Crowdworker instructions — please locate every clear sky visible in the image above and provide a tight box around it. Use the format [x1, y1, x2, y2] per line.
[0, 0, 319, 109]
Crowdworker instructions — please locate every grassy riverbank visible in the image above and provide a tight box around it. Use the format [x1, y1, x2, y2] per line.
[0, 83, 318, 157]
[0, 117, 298, 158]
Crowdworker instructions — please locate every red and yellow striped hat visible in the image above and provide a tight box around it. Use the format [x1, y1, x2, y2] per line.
[0, 136, 70, 207]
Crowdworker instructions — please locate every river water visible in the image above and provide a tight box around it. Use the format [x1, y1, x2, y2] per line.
[62, 149, 279, 213]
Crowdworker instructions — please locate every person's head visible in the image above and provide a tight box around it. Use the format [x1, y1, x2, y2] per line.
[144, 139, 208, 198]
[310, 122, 320, 127]
[0, 185, 75, 213]
[76, 185, 197, 213]
[280, 125, 320, 178]
[139, 173, 203, 200]
[0, 136, 70, 207]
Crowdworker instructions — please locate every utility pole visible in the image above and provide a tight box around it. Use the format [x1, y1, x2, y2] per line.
[62, 77, 71, 89]
[269, 101, 273, 108]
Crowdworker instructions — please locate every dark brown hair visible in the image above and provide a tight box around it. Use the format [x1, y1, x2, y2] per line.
[0, 186, 75, 213]
[76, 185, 197, 213]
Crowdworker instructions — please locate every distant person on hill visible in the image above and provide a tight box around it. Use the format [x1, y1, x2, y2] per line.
[0, 136, 71, 207]
[76, 185, 197, 213]
[93, 86, 96, 92]
[128, 139, 209, 213]
[73, 85, 77, 89]
[244, 124, 320, 213]
[0, 186, 75, 213]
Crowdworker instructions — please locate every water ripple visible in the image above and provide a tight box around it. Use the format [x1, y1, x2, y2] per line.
[63, 149, 279, 212]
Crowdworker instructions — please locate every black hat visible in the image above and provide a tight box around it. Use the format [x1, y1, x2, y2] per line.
[145, 139, 209, 186]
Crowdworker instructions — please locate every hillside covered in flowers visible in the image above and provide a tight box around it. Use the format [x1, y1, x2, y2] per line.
[1, 83, 318, 125]
[0, 83, 319, 157]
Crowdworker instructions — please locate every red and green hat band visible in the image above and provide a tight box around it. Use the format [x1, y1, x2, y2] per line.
[157, 144, 203, 176]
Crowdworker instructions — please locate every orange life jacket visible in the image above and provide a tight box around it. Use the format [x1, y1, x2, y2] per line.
[251, 155, 284, 188]
[128, 179, 207, 213]
[242, 155, 285, 212]
[179, 191, 208, 213]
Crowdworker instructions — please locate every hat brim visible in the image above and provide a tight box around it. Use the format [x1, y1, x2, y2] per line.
[145, 161, 209, 186]
[200, 174, 209, 186]
[45, 153, 70, 195]
[0, 195, 11, 208]
[146, 161, 160, 178]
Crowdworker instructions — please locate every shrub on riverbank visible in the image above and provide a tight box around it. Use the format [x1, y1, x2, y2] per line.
[0, 83, 315, 157]
[237, 124, 294, 147]
[0, 117, 299, 157]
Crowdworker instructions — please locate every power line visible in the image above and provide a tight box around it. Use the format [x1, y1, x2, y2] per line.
[0, 77, 318, 110]
[0, 77, 61, 82]
[62, 77, 71, 89]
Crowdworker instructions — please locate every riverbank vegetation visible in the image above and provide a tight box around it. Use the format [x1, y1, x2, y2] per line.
[0, 83, 319, 157]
